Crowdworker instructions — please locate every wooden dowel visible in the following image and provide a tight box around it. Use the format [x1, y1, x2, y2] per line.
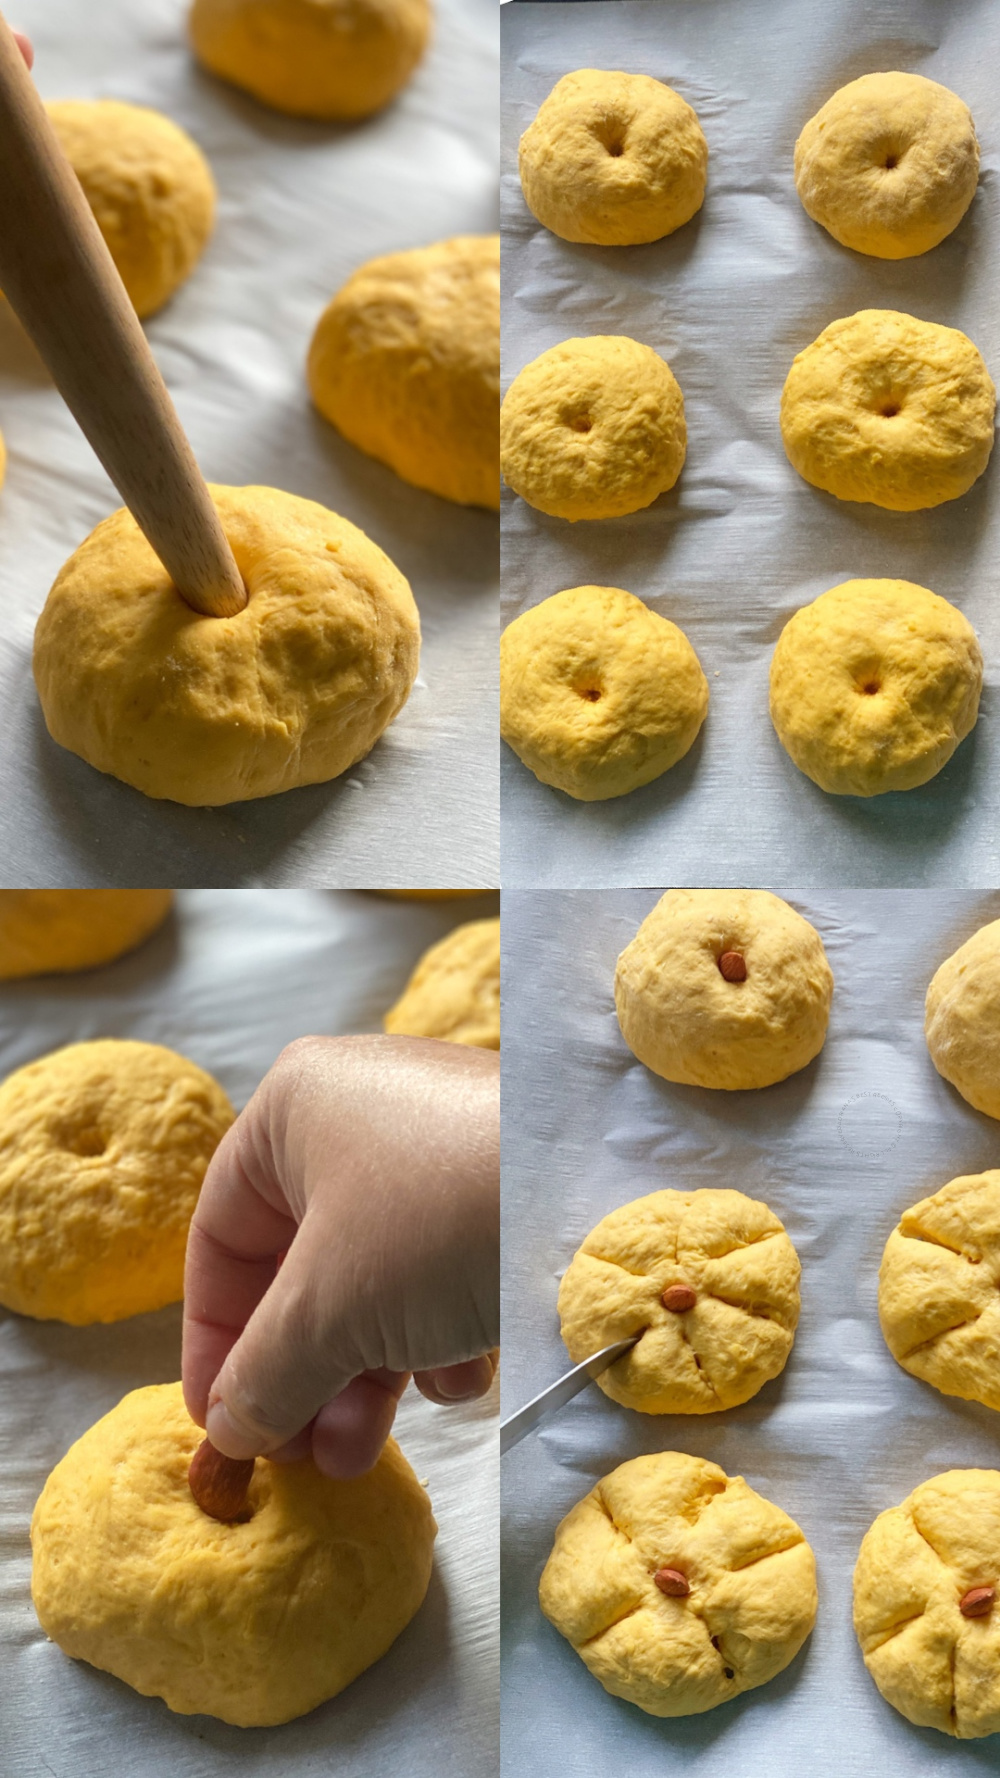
[0, 13, 246, 618]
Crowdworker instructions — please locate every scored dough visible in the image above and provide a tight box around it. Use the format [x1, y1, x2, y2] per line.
[519, 69, 708, 246]
[769, 578, 982, 796]
[780, 309, 995, 510]
[926, 920, 1000, 1119]
[500, 585, 708, 800]
[540, 1451, 817, 1717]
[47, 100, 215, 317]
[384, 917, 499, 1047]
[0, 890, 172, 979]
[309, 236, 499, 510]
[189, 0, 431, 119]
[31, 1382, 436, 1725]
[795, 72, 979, 259]
[32, 484, 420, 806]
[558, 1188, 801, 1413]
[500, 335, 686, 521]
[879, 1170, 1000, 1411]
[0, 1040, 233, 1324]
[615, 889, 833, 1090]
[854, 1469, 1000, 1738]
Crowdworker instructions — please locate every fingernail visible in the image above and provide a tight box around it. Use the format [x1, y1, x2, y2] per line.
[205, 1397, 262, 1460]
[434, 1377, 481, 1402]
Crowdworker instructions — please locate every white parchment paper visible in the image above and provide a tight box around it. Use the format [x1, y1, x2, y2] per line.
[501, 887, 1000, 1777]
[0, 888, 500, 1775]
[501, 0, 1000, 888]
[0, 0, 498, 887]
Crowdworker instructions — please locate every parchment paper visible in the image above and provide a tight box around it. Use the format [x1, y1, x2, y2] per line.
[0, 888, 500, 1775]
[501, 887, 1000, 1777]
[501, 0, 1000, 888]
[0, 0, 498, 888]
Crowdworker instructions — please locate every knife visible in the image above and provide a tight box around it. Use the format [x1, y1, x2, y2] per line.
[500, 1336, 639, 1455]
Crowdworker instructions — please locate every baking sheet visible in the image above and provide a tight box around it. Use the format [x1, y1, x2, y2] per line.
[0, 888, 500, 1776]
[501, 887, 1000, 1777]
[501, 0, 1000, 888]
[0, 0, 498, 888]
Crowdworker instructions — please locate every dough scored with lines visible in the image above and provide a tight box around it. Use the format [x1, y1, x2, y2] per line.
[879, 1170, 1000, 1409]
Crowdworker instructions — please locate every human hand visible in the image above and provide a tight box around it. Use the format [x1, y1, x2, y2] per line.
[182, 1034, 499, 1478]
[14, 30, 33, 67]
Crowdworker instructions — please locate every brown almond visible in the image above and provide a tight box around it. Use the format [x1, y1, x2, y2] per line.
[188, 1437, 255, 1522]
[960, 1585, 995, 1618]
[654, 1567, 690, 1597]
[661, 1283, 697, 1313]
[718, 951, 747, 983]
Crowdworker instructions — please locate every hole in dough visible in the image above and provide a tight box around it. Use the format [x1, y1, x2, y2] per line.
[569, 415, 593, 433]
[575, 684, 602, 702]
[883, 153, 899, 170]
[61, 1127, 107, 1157]
[860, 681, 881, 697]
[878, 403, 900, 418]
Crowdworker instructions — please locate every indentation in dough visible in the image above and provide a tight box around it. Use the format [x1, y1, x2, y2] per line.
[727, 1534, 804, 1573]
[575, 683, 603, 703]
[58, 1126, 108, 1158]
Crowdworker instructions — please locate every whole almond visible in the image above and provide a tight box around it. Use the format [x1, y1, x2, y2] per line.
[661, 1283, 697, 1313]
[188, 1437, 255, 1522]
[960, 1585, 995, 1618]
[718, 951, 747, 983]
[654, 1567, 690, 1597]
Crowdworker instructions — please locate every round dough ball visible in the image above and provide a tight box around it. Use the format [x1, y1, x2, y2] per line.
[500, 335, 686, 521]
[770, 578, 982, 796]
[558, 1188, 800, 1414]
[47, 100, 215, 318]
[795, 72, 978, 260]
[31, 1382, 435, 1725]
[780, 309, 995, 511]
[0, 890, 172, 979]
[854, 1469, 1000, 1738]
[500, 585, 708, 800]
[615, 889, 833, 1090]
[384, 917, 499, 1048]
[879, 1170, 1000, 1411]
[189, 0, 430, 119]
[519, 69, 707, 246]
[0, 1040, 233, 1324]
[540, 1451, 817, 1717]
[309, 236, 499, 510]
[926, 920, 1000, 1119]
[32, 484, 420, 807]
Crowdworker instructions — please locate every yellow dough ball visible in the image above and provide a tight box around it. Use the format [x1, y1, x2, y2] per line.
[780, 309, 995, 511]
[926, 920, 1000, 1119]
[540, 1451, 817, 1718]
[47, 100, 215, 318]
[500, 335, 686, 521]
[795, 72, 979, 260]
[615, 889, 833, 1091]
[0, 1040, 234, 1324]
[854, 1469, 1000, 1738]
[384, 917, 499, 1048]
[0, 890, 172, 979]
[500, 585, 708, 800]
[31, 1382, 436, 1725]
[189, 0, 430, 120]
[769, 578, 982, 796]
[519, 69, 707, 246]
[33, 484, 420, 806]
[558, 1188, 800, 1414]
[309, 236, 499, 510]
[879, 1170, 1000, 1411]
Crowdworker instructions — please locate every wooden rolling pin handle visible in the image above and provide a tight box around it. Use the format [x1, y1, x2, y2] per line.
[0, 13, 247, 619]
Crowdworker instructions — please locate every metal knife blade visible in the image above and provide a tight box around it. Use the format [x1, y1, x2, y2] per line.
[499, 1336, 639, 1456]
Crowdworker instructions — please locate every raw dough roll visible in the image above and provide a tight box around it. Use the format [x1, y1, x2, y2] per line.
[33, 484, 420, 806]
[780, 309, 995, 511]
[0, 890, 172, 979]
[309, 236, 499, 509]
[31, 1383, 436, 1725]
[558, 1188, 801, 1413]
[769, 578, 982, 796]
[384, 916, 499, 1047]
[48, 100, 215, 317]
[795, 72, 979, 259]
[615, 889, 833, 1091]
[189, 0, 431, 120]
[854, 1470, 1000, 1737]
[519, 69, 708, 246]
[500, 335, 686, 522]
[0, 1039, 234, 1324]
[540, 1452, 817, 1717]
[925, 920, 1000, 1119]
[500, 585, 708, 800]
